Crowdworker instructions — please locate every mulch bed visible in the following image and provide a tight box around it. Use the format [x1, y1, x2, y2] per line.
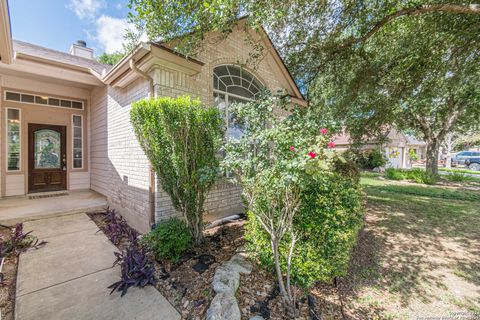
[0, 227, 19, 320]
[88, 210, 358, 320]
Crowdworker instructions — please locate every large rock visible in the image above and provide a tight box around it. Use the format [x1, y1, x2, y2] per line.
[206, 292, 240, 320]
[208, 253, 253, 319]
[212, 264, 240, 294]
[212, 253, 252, 294]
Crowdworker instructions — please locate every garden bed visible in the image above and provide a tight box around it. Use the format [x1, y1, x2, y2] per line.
[0, 227, 19, 320]
[89, 209, 355, 319]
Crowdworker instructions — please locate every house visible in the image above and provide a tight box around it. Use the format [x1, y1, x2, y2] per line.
[0, 1, 306, 233]
[333, 128, 426, 169]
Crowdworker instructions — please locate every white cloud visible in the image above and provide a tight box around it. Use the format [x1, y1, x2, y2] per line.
[96, 15, 147, 54]
[68, 0, 105, 20]
[96, 15, 130, 53]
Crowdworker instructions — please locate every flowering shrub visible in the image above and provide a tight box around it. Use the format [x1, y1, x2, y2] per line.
[223, 93, 363, 314]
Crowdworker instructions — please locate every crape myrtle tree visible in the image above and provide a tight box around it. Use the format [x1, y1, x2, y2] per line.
[130, 96, 224, 244]
[222, 93, 342, 316]
[126, 0, 480, 175]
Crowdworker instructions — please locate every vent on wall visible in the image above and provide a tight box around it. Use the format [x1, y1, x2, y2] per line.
[4, 91, 84, 110]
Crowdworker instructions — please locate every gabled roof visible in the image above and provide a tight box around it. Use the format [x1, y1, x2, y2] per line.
[13, 40, 110, 75]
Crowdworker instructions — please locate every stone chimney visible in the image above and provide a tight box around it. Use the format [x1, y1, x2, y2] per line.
[70, 40, 93, 59]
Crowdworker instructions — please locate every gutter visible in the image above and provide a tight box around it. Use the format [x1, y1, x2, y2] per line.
[129, 58, 156, 228]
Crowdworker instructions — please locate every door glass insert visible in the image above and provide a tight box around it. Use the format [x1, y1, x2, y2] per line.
[34, 129, 61, 169]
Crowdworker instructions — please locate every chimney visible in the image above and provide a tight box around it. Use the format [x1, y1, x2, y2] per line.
[70, 40, 93, 59]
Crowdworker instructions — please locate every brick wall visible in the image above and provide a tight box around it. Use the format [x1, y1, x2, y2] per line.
[153, 28, 285, 223]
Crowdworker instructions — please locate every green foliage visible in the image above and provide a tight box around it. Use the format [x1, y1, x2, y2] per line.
[384, 168, 405, 181]
[245, 172, 364, 287]
[408, 149, 419, 161]
[140, 218, 192, 263]
[128, 0, 480, 176]
[130, 96, 224, 243]
[445, 172, 471, 182]
[223, 93, 363, 298]
[384, 168, 438, 185]
[352, 149, 387, 170]
[97, 52, 124, 66]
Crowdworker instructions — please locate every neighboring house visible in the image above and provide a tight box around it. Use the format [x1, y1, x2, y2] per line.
[333, 128, 426, 169]
[0, 1, 305, 233]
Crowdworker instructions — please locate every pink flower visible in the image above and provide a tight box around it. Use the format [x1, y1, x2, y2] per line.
[327, 141, 336, 149]
[290, 146, 296, 151]
[320, 128, 328, 135]
[308, 151, 317, 159]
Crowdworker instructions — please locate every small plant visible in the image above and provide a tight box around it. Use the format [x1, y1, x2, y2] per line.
[109, 245, 156, 296]
[409, 148, 419, 161]
[0, 223, 46, 257]
[99, 208, 138, 246]
[140, 218, 192, 263]
[445, 172, 470, 182]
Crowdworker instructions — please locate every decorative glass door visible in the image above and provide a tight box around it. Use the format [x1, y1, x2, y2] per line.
[29, 124, 66, 192]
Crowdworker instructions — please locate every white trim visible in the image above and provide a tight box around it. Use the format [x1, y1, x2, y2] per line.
[6, 107, 21, 172]
[71, 114, 83, 170]
[4, 90, 84, 111]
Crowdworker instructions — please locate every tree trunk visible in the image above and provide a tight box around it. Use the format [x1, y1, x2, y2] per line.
[444, 133, 453, 169]
[425, 139, 440, 175]
[185, 207, 204, 245]
[271, 239, 295, 315]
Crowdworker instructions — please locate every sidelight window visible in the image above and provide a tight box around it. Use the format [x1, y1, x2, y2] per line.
[72, 115, 83, 169]
[7, 108, 21, 171]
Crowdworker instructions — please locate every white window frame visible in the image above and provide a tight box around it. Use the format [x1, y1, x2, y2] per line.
[4, 90, 84, 110]
[71, 114, 84, 170]
[6, 107, 21, 172]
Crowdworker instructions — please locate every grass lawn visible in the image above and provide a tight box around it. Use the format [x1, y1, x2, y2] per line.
[337, 175, 480, 319]
[439, 167, 480, 175]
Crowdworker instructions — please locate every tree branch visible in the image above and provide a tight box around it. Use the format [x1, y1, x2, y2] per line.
[332, 4, 480, 52]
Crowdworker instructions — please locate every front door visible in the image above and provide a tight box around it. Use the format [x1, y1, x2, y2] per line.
[28, 124, 67, 193]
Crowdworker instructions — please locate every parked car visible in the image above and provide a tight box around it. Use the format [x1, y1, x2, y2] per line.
[452, 151, 480, 167]
[465, 157, 480, 171]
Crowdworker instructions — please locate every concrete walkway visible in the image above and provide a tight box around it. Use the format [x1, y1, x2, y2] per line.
[0, 190, 106, 225]
[15, 213, 180, 320]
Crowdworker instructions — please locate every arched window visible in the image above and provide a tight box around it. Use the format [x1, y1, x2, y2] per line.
[213, 65, 264, 139]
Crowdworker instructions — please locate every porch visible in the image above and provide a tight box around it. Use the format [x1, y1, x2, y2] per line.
[0, 189, 106, 225]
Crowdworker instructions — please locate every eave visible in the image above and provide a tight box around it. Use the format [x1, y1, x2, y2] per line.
[0, 53, 104, 87]
[103, 42, 204, 88]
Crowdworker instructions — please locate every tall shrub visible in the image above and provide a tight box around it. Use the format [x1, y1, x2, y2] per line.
[223, 93, 363, 315]
[130, 96, 224, 244]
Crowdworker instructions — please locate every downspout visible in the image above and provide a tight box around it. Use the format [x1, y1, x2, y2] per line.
[129, 58, 156, 229]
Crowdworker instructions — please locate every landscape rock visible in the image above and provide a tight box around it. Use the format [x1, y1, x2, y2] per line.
[249, 316, 265, 320]
[207, 252, 254, 320]
[212, 264, 240, 293]
[206, 292, 240, 320]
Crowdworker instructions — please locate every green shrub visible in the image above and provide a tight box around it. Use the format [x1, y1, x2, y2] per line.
[130, 96, 224, 244]
[245, 173, 364, 287]
[385, 168, 405, 180]
[384, 168, 438, 185]
[140, 218, 192, 263]
[349, 149, 387, 169]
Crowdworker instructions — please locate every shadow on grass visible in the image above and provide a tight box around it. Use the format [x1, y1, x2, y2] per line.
[329, 183, 480, 318]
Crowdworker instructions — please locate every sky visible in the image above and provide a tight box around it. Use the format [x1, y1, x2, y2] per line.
[8, 0, 133, 56]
